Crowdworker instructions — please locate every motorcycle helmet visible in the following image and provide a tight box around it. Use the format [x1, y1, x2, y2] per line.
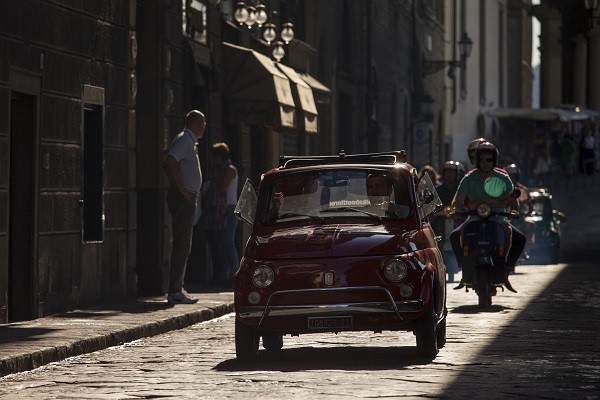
[474, 141, 499, 169]
[467, 138, 487, 163]
[443, 160, 466, 180]
[504, 163, 520, 183]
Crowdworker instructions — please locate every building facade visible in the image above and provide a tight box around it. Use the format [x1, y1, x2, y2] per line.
[0, 0, 138, 322]
[440, 0, 534, 165]
[1, 0, 544, 321]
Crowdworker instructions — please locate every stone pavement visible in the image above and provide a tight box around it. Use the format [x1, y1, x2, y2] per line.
[0, 174, 597, 380]
[0, 289, 234, 377]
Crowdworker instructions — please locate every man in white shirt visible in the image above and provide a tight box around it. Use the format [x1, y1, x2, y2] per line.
[163, 110, 205, 304]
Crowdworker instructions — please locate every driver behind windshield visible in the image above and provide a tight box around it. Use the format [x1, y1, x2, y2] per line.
[448, 141, 524, 292]
[366, 173, 393, 206]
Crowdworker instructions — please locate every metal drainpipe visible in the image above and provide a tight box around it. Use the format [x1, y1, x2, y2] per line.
[451, 0, 457, 114]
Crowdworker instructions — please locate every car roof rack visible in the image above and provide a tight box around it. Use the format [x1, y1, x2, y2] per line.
[279, 150, 408, 169]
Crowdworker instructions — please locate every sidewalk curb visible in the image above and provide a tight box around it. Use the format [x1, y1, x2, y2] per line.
[0, 303, 234, 377]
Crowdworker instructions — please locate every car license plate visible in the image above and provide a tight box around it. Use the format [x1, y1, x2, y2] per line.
[307, 316, 352, 329]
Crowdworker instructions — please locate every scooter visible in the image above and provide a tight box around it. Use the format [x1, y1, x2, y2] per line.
[453, 203, 519, 308]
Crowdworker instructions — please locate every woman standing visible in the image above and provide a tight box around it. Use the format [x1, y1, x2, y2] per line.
[210, 142, 239, 285]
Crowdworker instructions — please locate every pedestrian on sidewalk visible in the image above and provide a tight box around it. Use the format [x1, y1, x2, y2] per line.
[560, 133, 576, 186]
[580, 127, 596, 175]
[163, 110, 205, 304]
[208, 142, 239, 286]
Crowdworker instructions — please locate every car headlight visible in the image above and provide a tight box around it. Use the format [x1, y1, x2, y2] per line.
[384, 259, 408, 282]
[252, 265, 275, 288]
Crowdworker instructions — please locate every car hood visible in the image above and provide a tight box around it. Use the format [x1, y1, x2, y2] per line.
[249, 224, 420, 259]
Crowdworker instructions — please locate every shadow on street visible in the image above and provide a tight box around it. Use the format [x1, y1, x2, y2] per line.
[438, 184, 600, 398]
[214, 345, 434, 372]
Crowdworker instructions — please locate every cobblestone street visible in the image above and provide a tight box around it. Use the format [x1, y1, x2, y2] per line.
[1, 260, 598, 399]
[0, 186, 598, 399]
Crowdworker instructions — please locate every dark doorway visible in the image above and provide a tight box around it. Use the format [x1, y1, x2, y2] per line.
[82, 105, 104, 243]
[9, 91, 36, 321]
[338, 93, 353, 153]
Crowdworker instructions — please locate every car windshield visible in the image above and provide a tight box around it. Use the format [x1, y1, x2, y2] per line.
[262, 169, 412, 223]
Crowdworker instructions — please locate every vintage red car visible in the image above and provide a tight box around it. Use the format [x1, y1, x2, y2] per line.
[233, 151, 447, 361]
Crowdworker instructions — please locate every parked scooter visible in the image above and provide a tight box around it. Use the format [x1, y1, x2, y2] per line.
[452, 203, 520, 308]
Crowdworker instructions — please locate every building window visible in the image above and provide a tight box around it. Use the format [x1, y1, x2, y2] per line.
[498, 3, 505, 107]
[183, 0, 208, 44]
[460, 0, 467, 100]
[340, 0, 353, 73]
[82, 105, 104, 243]
[479, 0, 486, 106]
[81, 85, 105, 243]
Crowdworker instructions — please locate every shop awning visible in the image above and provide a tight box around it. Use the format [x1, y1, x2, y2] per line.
[298, 72, 330, 93]
[276, 63, 318, 133]
[485, 108, 595, 122]
[222, 42, 295, 129]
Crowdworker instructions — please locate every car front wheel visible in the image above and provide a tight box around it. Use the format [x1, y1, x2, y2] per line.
[414, 304, 438, 359]
[235, 319, 259, 361]
[436, 314, 447, 348]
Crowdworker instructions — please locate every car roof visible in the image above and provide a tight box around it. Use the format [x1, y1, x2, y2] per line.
[263, 161, 415, 181]
[279, 150, 407, 169]
[262, 151, 415, 179]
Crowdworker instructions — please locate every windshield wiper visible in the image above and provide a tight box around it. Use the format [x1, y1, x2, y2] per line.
[276, 212, 324, 221]
[320, 207, 382, 220]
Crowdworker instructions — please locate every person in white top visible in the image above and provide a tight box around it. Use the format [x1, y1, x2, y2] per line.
[163, 110, 205, 304]
[580, 127, 596, 175]
[210, 142, 239, 285]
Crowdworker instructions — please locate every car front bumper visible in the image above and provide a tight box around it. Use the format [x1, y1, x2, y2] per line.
[238, 286, 425, 326]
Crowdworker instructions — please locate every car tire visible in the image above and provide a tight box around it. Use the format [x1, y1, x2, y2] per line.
[262, 333, 284, 351]
[436, 314, 447, 348]
[235, 319, 259, 361]
[477, 268, 492, 308]
[550, 247, 559, 264]
[415, 304, 438, 359]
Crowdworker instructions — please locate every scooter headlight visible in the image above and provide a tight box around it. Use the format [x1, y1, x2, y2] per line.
[384, 259, 408, 282]
[477, 204, 491, 218]
[252, 265, 275, 288]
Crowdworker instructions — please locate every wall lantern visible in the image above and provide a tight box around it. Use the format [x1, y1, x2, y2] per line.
[458, 31, 473, 63]
[423, 31, 473, 76]
[233, 1, 294, 62]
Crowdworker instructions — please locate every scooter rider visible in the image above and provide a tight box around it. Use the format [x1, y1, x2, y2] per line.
[505, 163, 531, 212]
[436, 161, 466, 207]
[449, 142, 522, 292]
[466, 140, 526, 277]
[434, 161, 466, 283]
[467, 138, 487, 166]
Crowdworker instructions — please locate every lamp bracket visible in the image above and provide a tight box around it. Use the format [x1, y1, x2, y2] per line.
[423, 60, 460, 76]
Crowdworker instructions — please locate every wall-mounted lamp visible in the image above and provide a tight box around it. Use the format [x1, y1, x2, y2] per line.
[234, 1, 294, 62]
[423, 31, 473, 76]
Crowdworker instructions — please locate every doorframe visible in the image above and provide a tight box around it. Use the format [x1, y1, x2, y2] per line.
[6, 68, 42, 321]
[80, 84, 105, 244]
